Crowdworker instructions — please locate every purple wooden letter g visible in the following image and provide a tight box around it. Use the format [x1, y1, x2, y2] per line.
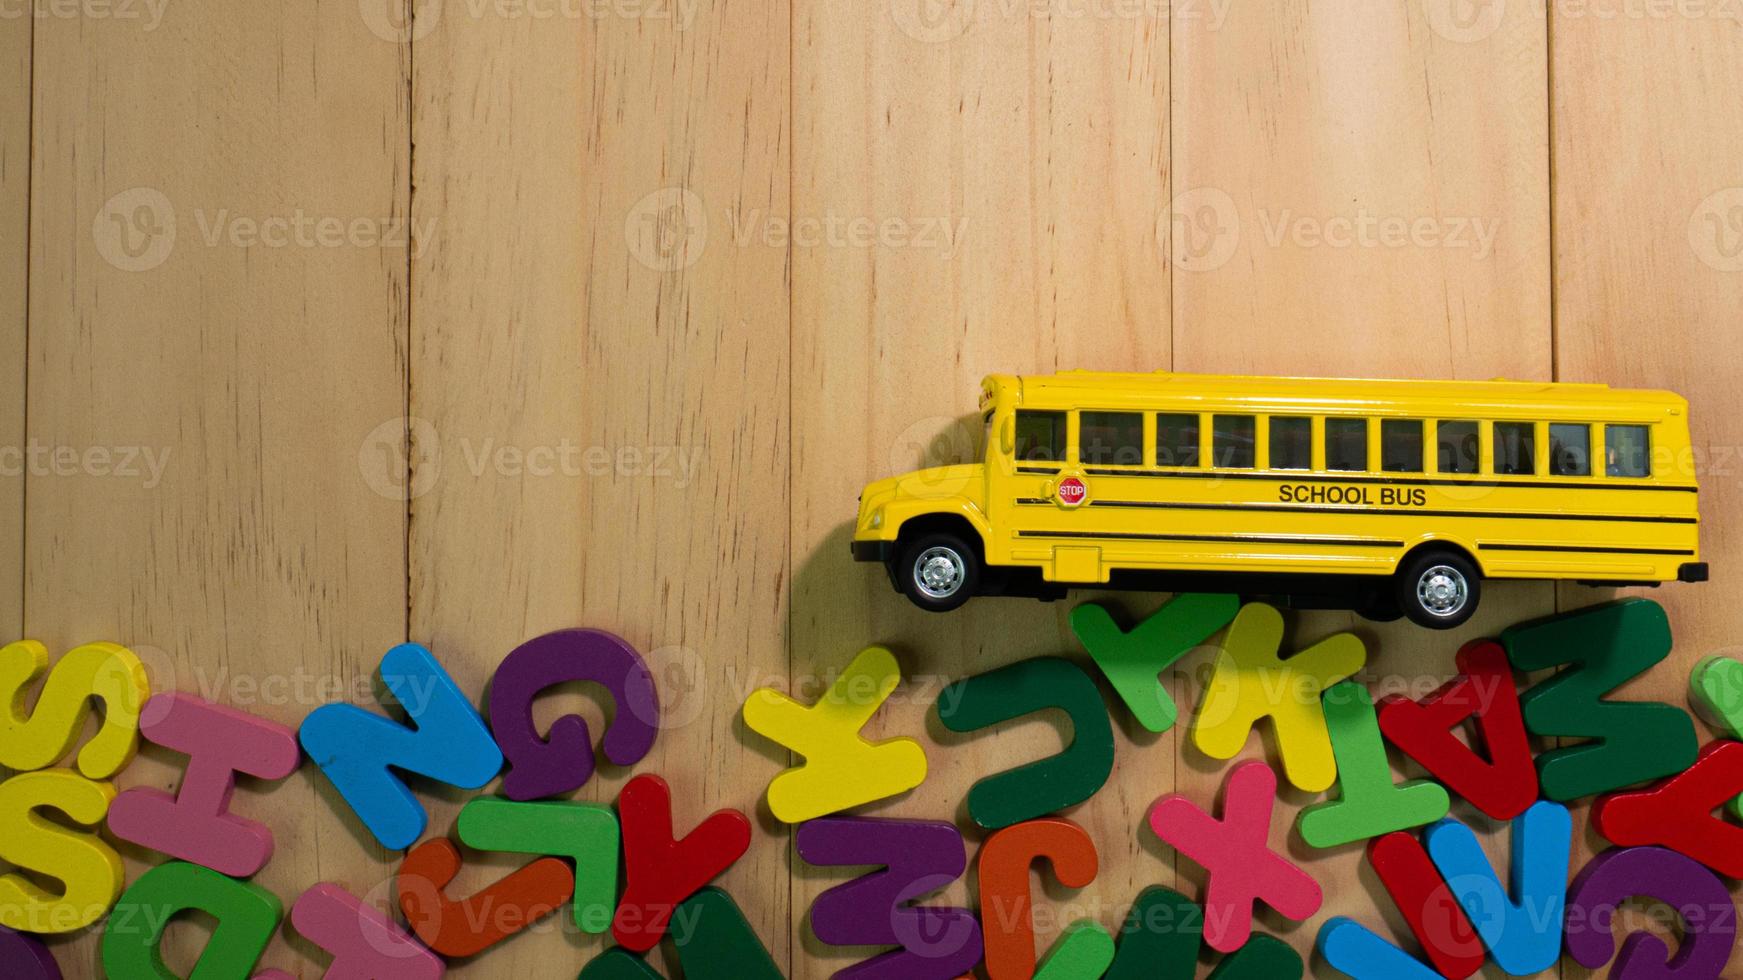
[488, 628, 659, 801]
[1566, 845, 1738, 979]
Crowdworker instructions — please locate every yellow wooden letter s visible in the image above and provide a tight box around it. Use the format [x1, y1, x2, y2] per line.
[0, 770, 125, 933]
[0, 640, 150, 779]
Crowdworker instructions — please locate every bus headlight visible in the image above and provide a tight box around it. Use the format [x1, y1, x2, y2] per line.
[866, 509, 884, 530]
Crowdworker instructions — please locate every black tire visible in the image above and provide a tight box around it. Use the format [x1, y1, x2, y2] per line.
[896, 532, 981, 612]
[1358, 589, 1404, 623]
[1395, 549, 1481, 630]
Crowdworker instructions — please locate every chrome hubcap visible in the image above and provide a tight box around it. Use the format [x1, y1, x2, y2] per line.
[914, 546, 965, 599]
[1417, 565, 1469, 617]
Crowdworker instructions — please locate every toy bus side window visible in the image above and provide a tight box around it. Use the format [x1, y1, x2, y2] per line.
[1155, 413, 1200, 468]
[1325, 418, 1369, 472]
[1605, 424, 1651, 478]
[1493, 422, 1536, 475]
[1381, 419, 1425, 473]
[1436, 420, 1480, 475]
[1212, 415, 1256, 468]
[1015, 411, 1066, 464]
[1269, 417, 1312, 470]
[1080, 411, 1144, 467]
[1549, 423, 1591, 476]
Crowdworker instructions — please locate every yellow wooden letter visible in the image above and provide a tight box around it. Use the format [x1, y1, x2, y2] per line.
[742, 646, 927, 823]
[0, 770, 125, 933]
[1191, 603, 1365, 793]
[0, 640, 151, 779]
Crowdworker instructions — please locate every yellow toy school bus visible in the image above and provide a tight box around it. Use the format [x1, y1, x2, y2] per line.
[852, 371, 1706, 628]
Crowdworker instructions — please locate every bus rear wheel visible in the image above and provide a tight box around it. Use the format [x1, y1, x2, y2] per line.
[897, 532, 980, 613]
[1396, 550, 1480, 630]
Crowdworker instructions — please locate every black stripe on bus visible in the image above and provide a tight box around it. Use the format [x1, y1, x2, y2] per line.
[1016, 530, 1401, 548]
[1011, 464, 1698, 493]
[1478, 543, 1697, 557]
[1018, 499, 1699, 525]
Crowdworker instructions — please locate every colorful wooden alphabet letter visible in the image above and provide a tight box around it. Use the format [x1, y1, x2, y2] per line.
[1296, 681, 1448, 849]
[1106, 887, 1203, 979]
[1565, 845, 1737, 979]
[397, 837, 574, 958]
[797, 816, 983, 980]
[0, 924, 61, 980]
[567, 888, 785, 980]
[977, 818, 1110, 980]
[935, 656, 1115, 829]
[1147, 760, 1322, 953]
[1377, 640, 1538, 820]
[1103, 887, 1302, 980]
[571, 889, 784, 976]
[1033, 920, 1116, 980]
[0, 640, 149, 779]
[1191, 603, 1365, 793]
[106, 692, 300, 877]
[1424, 801, 1572, 976]
[1594, 739, 1743, 879]
[287, 883, 444, 979]
[299, 643, 503, 850]
[1317, 918, 1446, 980]
[487, 628, 658, 802]
[1365, 831, 1484, 979]
[1203, 934, 1303, 979]
[0, 769, 123, 933]
[1689, 655, 1743, 818]
[613, 773, 751, 953]
[101, 862, 281, 978]
[1069, 594, 1239, 733]
[668, 887, 784, 980]
[741, 646, 927, 823]
[1502, 599, 1697, 801]
[457, 796, 619, 934]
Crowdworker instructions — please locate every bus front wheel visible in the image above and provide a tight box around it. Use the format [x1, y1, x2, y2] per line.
[1396, 550, 1481, 630]
[897, 532, 981, 612]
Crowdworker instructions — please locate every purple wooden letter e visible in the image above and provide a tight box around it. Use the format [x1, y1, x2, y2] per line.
[489, 629, 659, 801]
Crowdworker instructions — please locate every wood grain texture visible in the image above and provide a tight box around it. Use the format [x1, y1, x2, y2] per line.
[25, 0, 409, 972]
[13, 0, 1743, 975]
[1170, 2, 1554, 974]
[1, 4, 24, 638]
[790, 0, 1169, 974]
[407, 0, 793, 971]
[1552, 7, 1743, 978]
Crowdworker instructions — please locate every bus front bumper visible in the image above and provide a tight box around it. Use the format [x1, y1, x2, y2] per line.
[1679, 562, 1710, 583]
[851, 540, 894, 563]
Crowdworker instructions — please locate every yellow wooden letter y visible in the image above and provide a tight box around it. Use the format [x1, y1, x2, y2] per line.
[743, 646, 927, 823]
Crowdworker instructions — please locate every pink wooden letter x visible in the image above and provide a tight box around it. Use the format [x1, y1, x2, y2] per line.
[1147, 760, 1322, 953]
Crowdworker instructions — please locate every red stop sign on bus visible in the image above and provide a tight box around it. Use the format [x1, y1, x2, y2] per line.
[1057, 477, 1087, 506]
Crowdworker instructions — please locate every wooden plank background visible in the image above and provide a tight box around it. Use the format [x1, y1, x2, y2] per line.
[7, 0, 1743, 976]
